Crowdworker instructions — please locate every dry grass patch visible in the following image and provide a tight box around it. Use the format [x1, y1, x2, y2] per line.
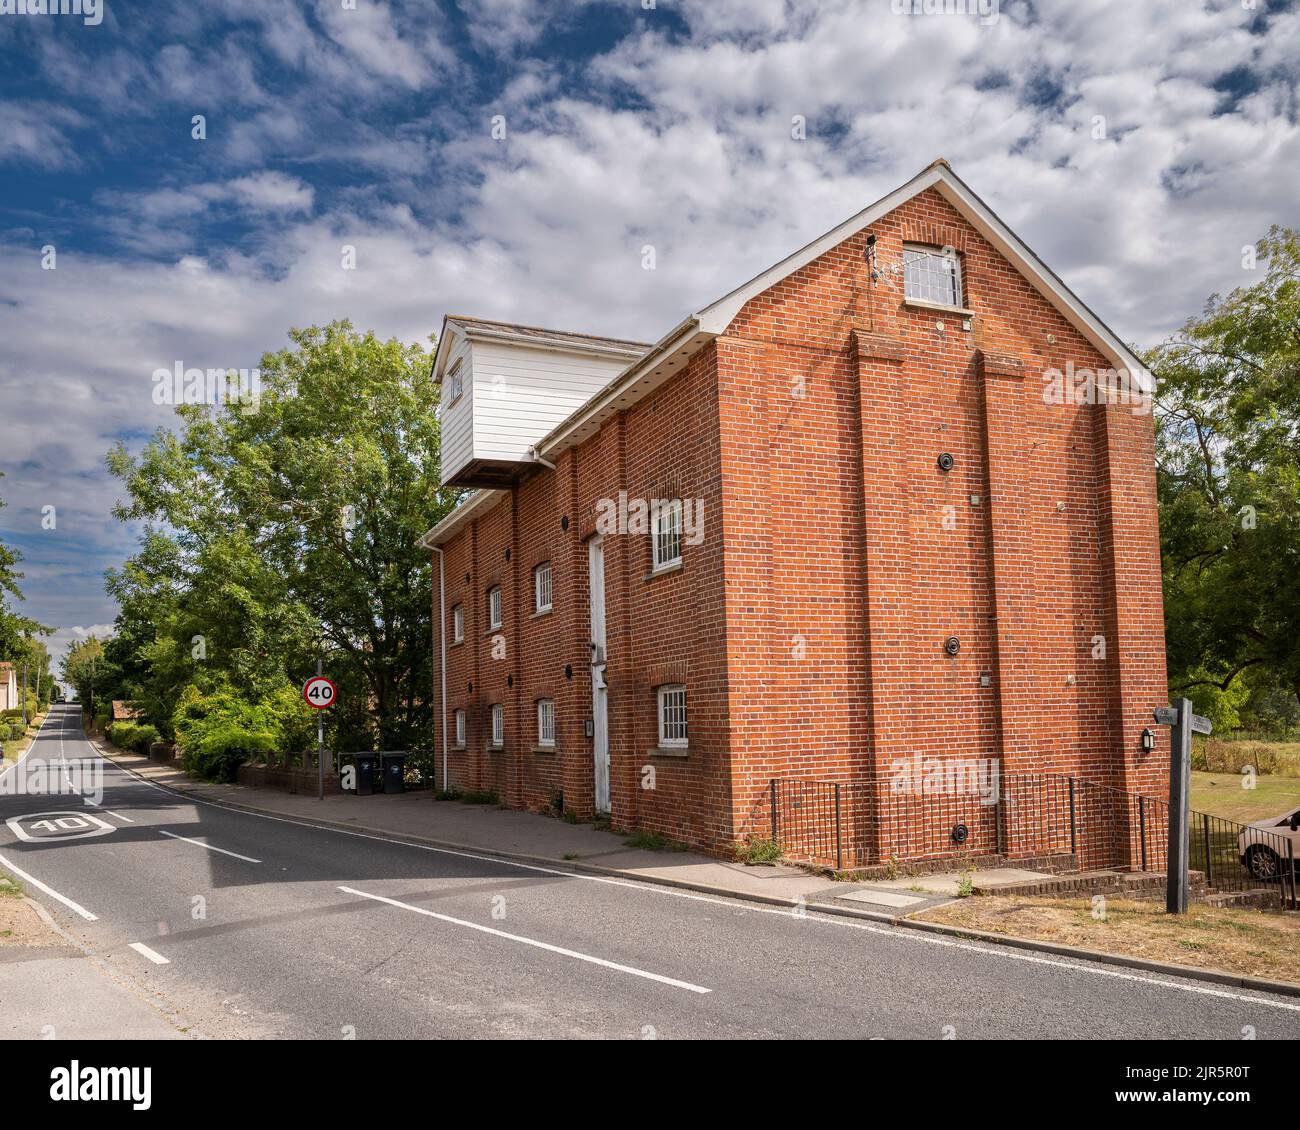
[0, 876, 55, 948]
[917, 895, 1300, 986]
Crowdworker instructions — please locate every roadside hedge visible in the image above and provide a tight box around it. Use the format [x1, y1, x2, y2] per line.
[172, 683, 314, 783]
[107, 721, 161, 753]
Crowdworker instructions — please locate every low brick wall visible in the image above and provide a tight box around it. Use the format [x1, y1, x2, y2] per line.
[236, 764, 343, 796]
[974, 869, 1209, 904]
[824, 851, 1078, 882]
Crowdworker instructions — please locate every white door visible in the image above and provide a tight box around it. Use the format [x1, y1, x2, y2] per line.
[588, 536, 610, 813]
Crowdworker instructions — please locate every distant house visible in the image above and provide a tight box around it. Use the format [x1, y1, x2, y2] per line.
[111, 701, 144, 722]
[0, 663, 16, 712]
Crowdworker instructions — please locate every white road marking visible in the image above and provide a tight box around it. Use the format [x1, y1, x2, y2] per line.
[93, 742, 1300, 1014]
[103, 811, 134, 823]
[340, 885, 712, 995]
[0, 709, 51, 784]
[0, 851, 98, 921]
[128, 941, 170, 965]
[6, 811, 116, 842]
[158, 829, 261, 863]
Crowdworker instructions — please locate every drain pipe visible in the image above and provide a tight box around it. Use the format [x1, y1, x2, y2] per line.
[529, 446, 557, 471]
[431, 544, 448, 791]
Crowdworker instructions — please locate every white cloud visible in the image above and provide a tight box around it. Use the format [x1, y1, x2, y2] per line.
[3, 0, 1299, 650]
[228, 171, 316, 213]
[0, 103, 86, 170]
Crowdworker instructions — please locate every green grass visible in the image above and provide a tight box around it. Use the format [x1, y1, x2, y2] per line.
[624, 829, 668, 851]
[0, 874, 25, 900]
[622, 829, 688, 852]
[1191, 771, 1300, 824]
[457, 789, 499, 806]
[733, 836, 782, 865]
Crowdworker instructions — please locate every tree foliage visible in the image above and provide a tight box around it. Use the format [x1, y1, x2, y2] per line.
[0, 473, 51, 663]
[1152, 226, 1300, 720]
[105, 321, 456, 753]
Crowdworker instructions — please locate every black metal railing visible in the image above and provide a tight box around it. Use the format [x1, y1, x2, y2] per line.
[770, 772, 1297, 908]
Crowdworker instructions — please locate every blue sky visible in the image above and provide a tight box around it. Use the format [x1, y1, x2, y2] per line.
[0, 0, 1297, 668]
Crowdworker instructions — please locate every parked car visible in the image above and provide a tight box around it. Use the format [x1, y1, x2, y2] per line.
[1238, 807, 1300, 881]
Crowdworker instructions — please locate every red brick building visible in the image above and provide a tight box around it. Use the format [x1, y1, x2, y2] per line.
[418, 160, 1167, 865]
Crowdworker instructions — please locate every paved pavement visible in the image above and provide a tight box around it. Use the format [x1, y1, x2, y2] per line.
[1, 704, 1298, 1040]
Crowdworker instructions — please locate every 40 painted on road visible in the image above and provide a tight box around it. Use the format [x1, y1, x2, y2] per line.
[6, 812, 116, 842]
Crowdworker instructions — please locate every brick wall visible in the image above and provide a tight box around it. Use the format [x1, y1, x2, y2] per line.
[718, 186, 1167, 851]
[438, 344, 731, 848]
[433, 185, 1168, 860]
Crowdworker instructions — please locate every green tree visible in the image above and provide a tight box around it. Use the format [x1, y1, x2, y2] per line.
[0, 474, 50, 660]
[61, 636, 106, 716]
[18, 637, 53, 710]
[1152, 226, 1300, 717]
[108, 321, 455, 749]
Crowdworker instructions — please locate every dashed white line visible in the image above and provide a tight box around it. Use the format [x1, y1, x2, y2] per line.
[84, 735, 1300, 1014]
[339, 885, 712, 995]
[0, 851, 98, 921]
[128, 941, 170, 965]
[103, 811, 134, 823]
[158, 829, 261, 863]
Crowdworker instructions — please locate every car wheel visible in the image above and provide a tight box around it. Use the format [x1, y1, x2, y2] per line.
[1246, 845, 1282, 883]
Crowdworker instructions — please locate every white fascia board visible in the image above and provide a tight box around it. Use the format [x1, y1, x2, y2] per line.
[459, 325, 646, 362]
[931, 173, 1149, 381]
[693, 162, 1146, 386]
[533, 316, 704, 460]
[417, 489, 506, 548]
[693, 165, 946, 334]
[430, 316, 462, 385]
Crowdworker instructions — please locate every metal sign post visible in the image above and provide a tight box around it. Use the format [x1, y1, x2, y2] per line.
[302, 665, 337, 802]
[316, 660, 324, 801]
[1153, 698, 1212, 914]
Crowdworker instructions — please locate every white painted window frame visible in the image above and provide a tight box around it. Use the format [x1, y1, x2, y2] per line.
[537, 699, 555, 747]
[534, 561, 553, 614]
[657, 684, 688, 748]
[490, 703, 504, 748]
[488, 586, 502, 630]
[451, 603, 464, 644]
[454, 708, 466, 747]
[652, 499, 683, 571]
[903, 243, 963, 307]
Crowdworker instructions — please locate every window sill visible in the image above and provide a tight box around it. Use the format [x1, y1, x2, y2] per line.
[531, 744, 557, 755]
[487, 744, 504, 753]
[645, 560, 683, 581]
[485, 626, 503, 636]
[903, 298, 975, 318]
[648, 745, 689, 758]
[450, 638, 465, 648]
[531, 607, 553, 620]
[451, 744, 466, 752]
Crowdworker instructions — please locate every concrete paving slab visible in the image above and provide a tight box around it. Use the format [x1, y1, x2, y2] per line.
[836, 889, 928, 908]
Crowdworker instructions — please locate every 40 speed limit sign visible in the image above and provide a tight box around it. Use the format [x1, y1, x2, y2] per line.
[302, 675, 337, 710]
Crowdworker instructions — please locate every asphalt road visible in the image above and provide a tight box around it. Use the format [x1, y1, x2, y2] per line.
[1, 704, 1297, 1040]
